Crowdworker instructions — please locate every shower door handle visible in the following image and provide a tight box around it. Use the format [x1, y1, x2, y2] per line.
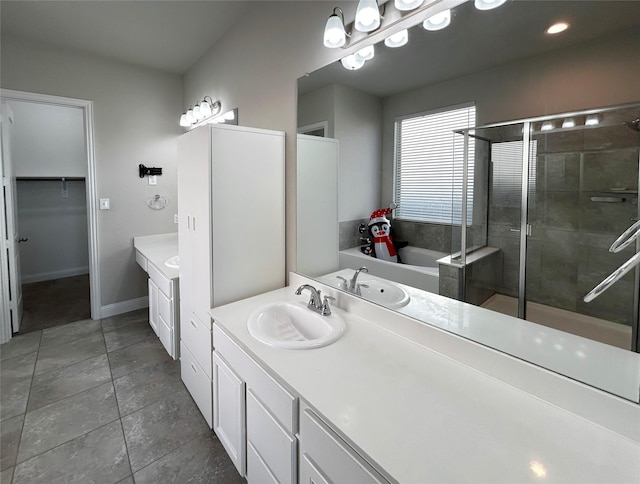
[509, 224, 532, 236]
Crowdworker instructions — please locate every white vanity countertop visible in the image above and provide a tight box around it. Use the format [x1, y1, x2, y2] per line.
[133, 232, 178, 279]
[319, 269, 640, 402]
[210, 279, 640, 484]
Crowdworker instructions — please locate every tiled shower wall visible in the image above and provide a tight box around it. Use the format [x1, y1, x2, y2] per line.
[487, 125, 639, 326]
[339, 219, 454, 253]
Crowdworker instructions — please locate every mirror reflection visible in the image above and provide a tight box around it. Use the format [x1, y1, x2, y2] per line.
[296, 0, 640, 401]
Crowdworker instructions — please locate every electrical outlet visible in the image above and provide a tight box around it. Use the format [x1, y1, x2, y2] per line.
[148, 175, 157, 186]
[99, 198, 110, 210]
[173, 214, 178, 224]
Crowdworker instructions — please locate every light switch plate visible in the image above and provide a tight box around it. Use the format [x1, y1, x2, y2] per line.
[148, 175, 157, 186]
[99, 198, 110, 210]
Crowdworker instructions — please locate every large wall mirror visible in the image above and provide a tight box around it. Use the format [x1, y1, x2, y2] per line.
[296, 0, 640, 401]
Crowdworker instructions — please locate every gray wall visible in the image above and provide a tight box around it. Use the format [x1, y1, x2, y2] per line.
[10, 101, 86, 177]
[17, 180, 89, 283]
[1, 36, 182, 309]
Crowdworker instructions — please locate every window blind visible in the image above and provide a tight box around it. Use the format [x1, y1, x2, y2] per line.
[393, 105, 476, 224]
[491, 140, 537, 207]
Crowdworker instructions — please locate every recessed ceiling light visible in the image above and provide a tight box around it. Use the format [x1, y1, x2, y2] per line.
[546, 22, 569, 35]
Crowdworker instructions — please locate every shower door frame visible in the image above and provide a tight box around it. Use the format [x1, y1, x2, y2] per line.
[459, 103, 640, 352]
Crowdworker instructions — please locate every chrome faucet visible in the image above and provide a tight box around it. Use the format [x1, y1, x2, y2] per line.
[295, 284, 335, 316]
[336, 267, 369, 296]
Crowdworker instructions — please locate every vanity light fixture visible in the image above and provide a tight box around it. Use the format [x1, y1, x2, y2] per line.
[474, 0, 507, 11]
[546, 21, 569, 35]
[355, 45, 375, 61]
[324, 7, 348, 48]
[540, 121, 554, 131]
[562, 118, 576, 129]
[423, 9, 451, 31]
[179, 96, 222, 128]
[341, 54, 366, 70]
[394, 0, 424, 11]
[385, 29, 409, 48]
[355, 0, 381, 33]
[585, 114, 600, 126]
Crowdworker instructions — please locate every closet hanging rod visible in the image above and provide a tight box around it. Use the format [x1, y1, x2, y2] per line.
[16, 176, 86, 181]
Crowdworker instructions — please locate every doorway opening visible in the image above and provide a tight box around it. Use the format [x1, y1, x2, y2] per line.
[0, 89, 100, 340]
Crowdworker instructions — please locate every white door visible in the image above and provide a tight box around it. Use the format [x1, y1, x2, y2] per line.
[1, 102, 23, 335]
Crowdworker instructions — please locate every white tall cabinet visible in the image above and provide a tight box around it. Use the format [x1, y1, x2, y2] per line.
[177, 124, 285, 428]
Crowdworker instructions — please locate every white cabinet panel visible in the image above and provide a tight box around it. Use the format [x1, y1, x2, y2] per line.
[247, 442, 279, 484]
[148, 278, 159, 336]
[299, 407, 388, 484]
[246, 389, 296, 484]
[148, 262, 172, 296]
[213, 354, 246, 476]
[157, 317, 174, 358]
[299, 453, 330, 484]
[213, 324, 296, 434]
[135, 250, 148, 272]
[182, 313, 212, 379]
[180, 341, 213, 428]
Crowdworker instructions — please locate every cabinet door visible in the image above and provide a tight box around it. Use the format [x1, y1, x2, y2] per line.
[213, 353, 246, 476]
[148, 278, 159, 336]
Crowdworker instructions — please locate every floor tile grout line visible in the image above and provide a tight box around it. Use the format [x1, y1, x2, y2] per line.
[117, 419, 135, 483]
[11, 416, 123, 472]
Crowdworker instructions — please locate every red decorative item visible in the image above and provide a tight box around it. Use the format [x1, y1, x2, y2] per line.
[361, 204, 406, 263]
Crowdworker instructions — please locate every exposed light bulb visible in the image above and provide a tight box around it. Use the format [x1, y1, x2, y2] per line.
[546, 22, 569, 34]
[179, 114, 189, 127]
[224, 110, 235, 121]
[324, 13, 347, 48]
[540, 121, 554, 131]
[384, 29, 408, 48]
[423, 9, 451, 31]
[341, 54, 366, 70]
[193, 105, 204, 121]
[585, 115, 600, 126]
[200, 100, 212, 118]
[394, 0, 424, 11]
[474, 0, 507, 11]
[355, 0, 381, 33]
[562, 118, 576, 129]
[355, 45, 375, 62]
[185, 109, 195, 124]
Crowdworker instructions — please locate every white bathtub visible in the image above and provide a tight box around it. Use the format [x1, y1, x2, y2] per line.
[338, 246, 445, 294]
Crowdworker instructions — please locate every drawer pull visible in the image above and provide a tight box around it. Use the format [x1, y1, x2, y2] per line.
[191, 363, 198, 374]
[190, 319, 198, 329]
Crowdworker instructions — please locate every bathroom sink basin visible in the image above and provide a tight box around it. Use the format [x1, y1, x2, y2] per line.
[247, 301, 345, 350]
[164, 256, 179, 269]
[358, 279, 410, 309]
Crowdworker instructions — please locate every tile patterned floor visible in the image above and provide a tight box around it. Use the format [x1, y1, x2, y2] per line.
[0, 309, 244, 484]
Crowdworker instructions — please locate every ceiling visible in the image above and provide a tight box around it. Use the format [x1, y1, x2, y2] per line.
[299, 0, 640, 97]
[0, 0, 258, 74]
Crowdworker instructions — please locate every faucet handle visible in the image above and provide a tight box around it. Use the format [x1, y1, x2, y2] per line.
[321, 295, 335, 316]
[336, 276, 348, 290]
[355, 283, 369, 296]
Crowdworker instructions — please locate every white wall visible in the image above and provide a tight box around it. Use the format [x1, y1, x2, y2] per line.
[1, 36, 183, 309]
[10, 101, 86, 177]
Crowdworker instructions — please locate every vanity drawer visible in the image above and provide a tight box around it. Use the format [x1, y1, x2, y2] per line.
[247, 442, 278, 484]
[181, 313, 212, 378]
[213, 323, 297, 434]
[247, 389, 296, 484]
[180, 341, 212, 428]
[299, 406, 388, 484]
[148, 262, 172, 296]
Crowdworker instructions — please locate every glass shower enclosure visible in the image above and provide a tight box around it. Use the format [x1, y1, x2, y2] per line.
[453, 103, 640, 352]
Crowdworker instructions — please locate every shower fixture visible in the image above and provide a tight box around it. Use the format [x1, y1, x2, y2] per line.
[623, 118, 640, 132]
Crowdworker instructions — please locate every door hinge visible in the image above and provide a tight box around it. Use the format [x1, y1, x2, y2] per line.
[2, 177, 8, 187]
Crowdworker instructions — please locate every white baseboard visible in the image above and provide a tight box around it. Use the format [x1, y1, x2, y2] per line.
[100, 296, 149, 319]
[22, 267, 90, 285]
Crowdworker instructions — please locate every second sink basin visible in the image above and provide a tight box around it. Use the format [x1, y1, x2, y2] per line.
[165, 255, 179, 269]
[247, 301, 345, 350]
[357, 278, 410, 309]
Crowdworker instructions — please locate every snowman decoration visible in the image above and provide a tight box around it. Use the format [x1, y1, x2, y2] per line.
[361, 203, 405, 263]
